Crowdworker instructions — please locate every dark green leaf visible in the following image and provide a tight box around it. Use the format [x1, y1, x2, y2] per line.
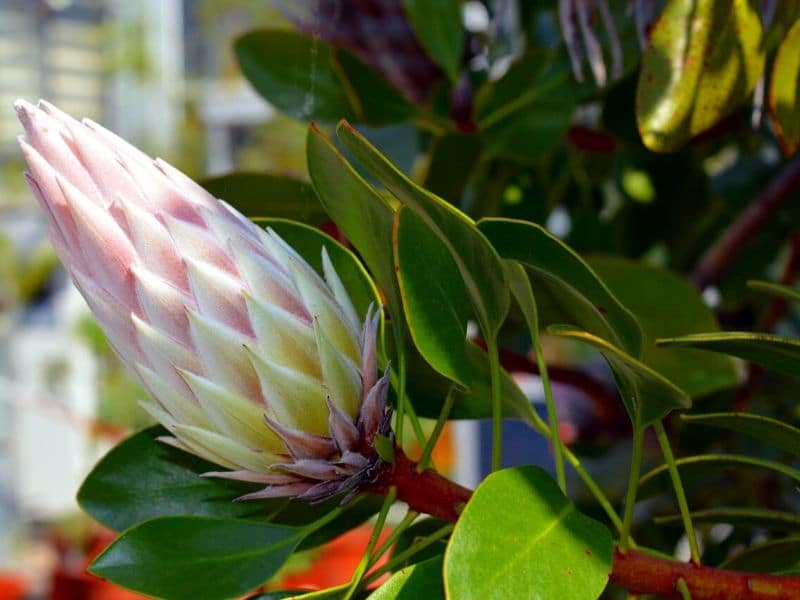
[422, 132, 482, 206]
[657, 332, 800, 378]
[390, 518, 448, 568]
[395, 206, 471, 386]
[681, 412, 800, 456]
[444, 466, 612, 599]
[90, 517, 301, 600]
[478, 218, 642, 356]
[334, 49, 417, 126]
[748, 279, 800, 303]
[721, 536, 800, 575]
[639, 454, 800, 498]
[260, 218, 381, 320]
[637, 0, 765, 152]
[369, 555, 445, 600]
[201, 172, 325, 224]
[770, 18, 800, 156]
[591, 257, 738, 397]
[77, 426, 273, 532]
[476, 50, 574, 161]
[548, 325, 690, 428]
[655, 507, 800, 531]
[402, 0, 463, 81]
[336, 122, 509, 341]
[235, 30, 354, 122]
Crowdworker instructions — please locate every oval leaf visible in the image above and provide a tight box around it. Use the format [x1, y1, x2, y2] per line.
[681, 412, 800, 456]
[657, 331, 800, 378]
[721, 536, 800, 575]
[479, 218, 642, 356]
[548, 325, 690, 428]
[77, 426, 273, 531]
[90, 517, 301, 600]
[201, 172, 325, 225]
[770, 18, 800, 156]
[235, 30, 354, 123]
[444, 466, 612, 600]
[637, 0, 765, 152]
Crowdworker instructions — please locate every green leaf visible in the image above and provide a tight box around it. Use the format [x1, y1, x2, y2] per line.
[369, 555, 445, 600]
[402, 0, 463, 81]
[639, 454, 800, 498]
[655, 507, 800, 531]
[478, 218, 642, 356]
[306, 126, 403, 335]
[333, 49, 417, 126]
[721, 536, 800, 575]
[748, 279, 800, 303]
[681, 412, 800, 456]
[548, 325, 690, 428]
[390, 518, 448, 568]
[422, 132, 483, 206]
[657, 332, 800, 378]
[235, 30, 354, 123]
[444, 466, 612, 600]
[770, 18, 800, 156]
[476, 50, 575, 161]
[336, 122, 509, 341]
[90, 517, 301, 600]
[395, 206, 471, 386]
[591, 257, 738, 397]
[201, 172, 325, 224]
[259, 219, 381, 320]
[636, 0, 765, 152]
[77, 426, 272, 532]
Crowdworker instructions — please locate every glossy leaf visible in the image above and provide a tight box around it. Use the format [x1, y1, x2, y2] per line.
[770, 18, 800, 156]
[548, 325, 690, 428]
[591, 257, 738, 398]
[395, 206, 471, 386]
[369, 555, 445, 600]
[476, 50, 575, 161]
[402, 0, 463, 81]
[236, 30, 354, 122]
[639, 454, 800, 498]
[655, 507, 800, 531]
[305, 126, 403, 334]
[201, 172, 325, 224]
[90, 517, 301, 600]
[336, 122, 509, 341]
[748, 279, 800, 303]
[681, 412, 800, 456]
[261, 219, 381, 321]
[721, 537, 800, 575]
[479, 218, 642, 356]
[657, 332, 800, 378]
[637, 0, 765, 152]
[444, 466, 612, 600]
[77, 426, 271, 532]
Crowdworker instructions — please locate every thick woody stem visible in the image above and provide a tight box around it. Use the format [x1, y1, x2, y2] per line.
[373, 447, 800, 599]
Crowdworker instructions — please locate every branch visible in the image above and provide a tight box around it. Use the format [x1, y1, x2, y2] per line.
[691, 156, 800, 290]
[375, 448, 800, 600]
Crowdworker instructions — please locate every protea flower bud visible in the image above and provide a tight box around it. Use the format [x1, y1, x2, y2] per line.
[14, 99, 390, 502]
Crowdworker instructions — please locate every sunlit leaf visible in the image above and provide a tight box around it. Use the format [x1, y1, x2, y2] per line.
[681, 412, 800, 456]
[637, 0, 765, 152]
[445, 466, 612, 599]
[657, 331, 800, 378]
[770, 18, 800, 156]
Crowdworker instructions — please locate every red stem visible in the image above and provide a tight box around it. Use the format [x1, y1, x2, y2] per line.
[375, 448, 800, 599]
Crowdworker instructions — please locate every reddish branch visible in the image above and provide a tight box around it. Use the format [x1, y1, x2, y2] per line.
[691, 156, 800, 290]
[375, 448, 800, 599]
